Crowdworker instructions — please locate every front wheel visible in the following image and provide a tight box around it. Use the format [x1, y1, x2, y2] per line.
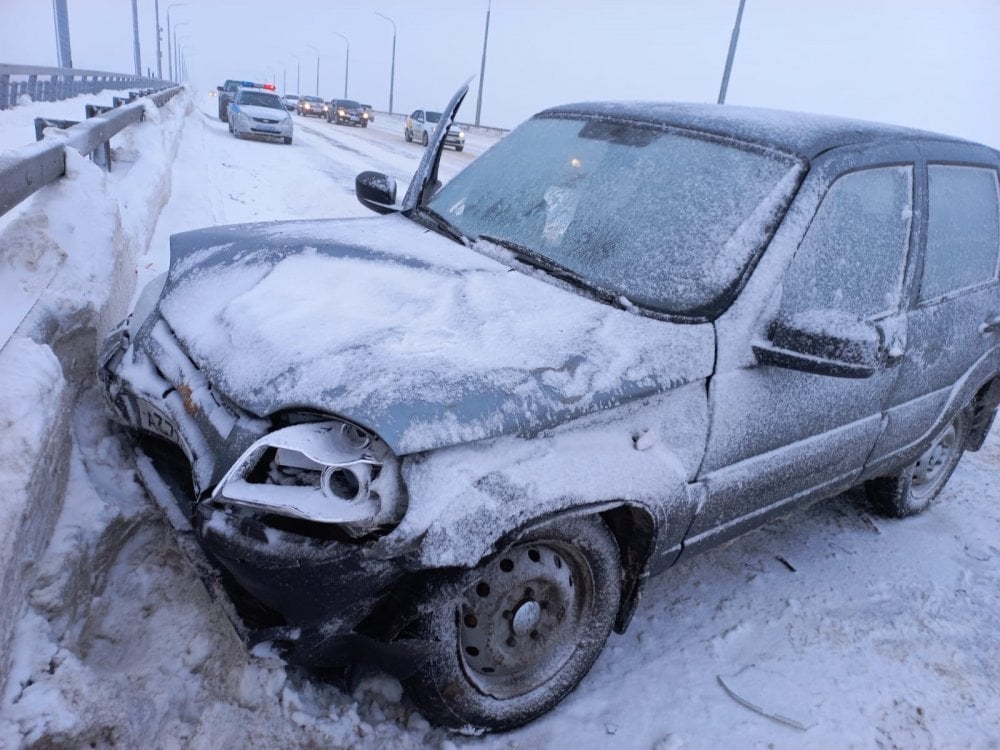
[402, 516, 621, 733]
[404, 128, 412, 142]
[866, 409, 968, 517]
[283, 136, 292, 145]
[421, 130, 429, 147]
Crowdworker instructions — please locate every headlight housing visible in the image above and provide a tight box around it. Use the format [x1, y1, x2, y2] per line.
[210, 417, 405, 538]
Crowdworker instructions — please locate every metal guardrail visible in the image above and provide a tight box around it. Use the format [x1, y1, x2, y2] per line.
[0, 63, 174, 110]
[0, 85, 183, 218]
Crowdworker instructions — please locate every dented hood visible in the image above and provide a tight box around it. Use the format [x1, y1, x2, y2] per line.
[156, 214, 714, 455]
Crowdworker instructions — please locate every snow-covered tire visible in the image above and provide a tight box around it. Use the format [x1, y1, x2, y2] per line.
[402, 516, 621, 733]
[404, 128, 412, 142]
[866, 409, 969, 517]
[421, 130, 429, 147]
[283, 137, 292, 145]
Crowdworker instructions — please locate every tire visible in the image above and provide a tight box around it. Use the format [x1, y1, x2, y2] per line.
[404, 128, 412, 142]
[421, 130, 429, 147]
[362, 121, 368, 128]
[866, 409, 969, 517]
[402, 516, 621, 733]
[283, 137, 292, 145]
[455, 145, 464, 152]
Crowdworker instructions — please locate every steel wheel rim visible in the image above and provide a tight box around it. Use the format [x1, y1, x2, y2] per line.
[457, 540, 592, 700]
[909, 421, 959, 500]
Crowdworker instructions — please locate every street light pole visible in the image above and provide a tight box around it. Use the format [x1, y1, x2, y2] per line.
[131, 0, 142, 76]
[332, 32, 349, 98]
[166, 3, 187, 81]
[154, 0, 163, 78]
[718, 0, 747, 104]
[172, 22, 190, 82]
[475, 0, 491, 126]
[375, 12, 396, 114]
[306, 44, 320, 97]
[175, 35, 192, 81]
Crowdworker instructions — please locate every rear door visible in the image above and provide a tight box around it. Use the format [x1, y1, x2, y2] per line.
[867, 145, 1000, 474]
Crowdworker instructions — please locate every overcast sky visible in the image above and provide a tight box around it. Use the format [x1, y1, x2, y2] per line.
[1, 0, 998, 146]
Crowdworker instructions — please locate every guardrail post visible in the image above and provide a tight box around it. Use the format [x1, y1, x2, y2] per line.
[0, 74, 9, 110]
[48, 74, 58, 101]
[27, 74, 38, 102]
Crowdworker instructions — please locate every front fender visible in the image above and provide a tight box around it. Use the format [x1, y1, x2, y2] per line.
[372, 382, 708, 571]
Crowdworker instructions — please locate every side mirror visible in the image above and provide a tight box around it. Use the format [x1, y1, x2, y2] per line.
[355, 171, 398, 215]
[752, 310, 884, 378]
[216, 85, 223, 91]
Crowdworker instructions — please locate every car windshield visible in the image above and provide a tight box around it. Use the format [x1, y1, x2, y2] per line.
[237, 91, 283, 109]
[284, 94, 298, 100]
[338, 100, 361, 108]
[426, 111, 442, 124]
[303, 96, 323, 103]
[426, 115, 804, 317]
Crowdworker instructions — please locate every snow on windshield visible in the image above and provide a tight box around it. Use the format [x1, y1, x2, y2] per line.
[428, 115, 804, 318]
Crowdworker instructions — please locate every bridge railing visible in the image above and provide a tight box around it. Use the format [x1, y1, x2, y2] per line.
[0, 84, 183, 219]
[0, 63, 174, 110]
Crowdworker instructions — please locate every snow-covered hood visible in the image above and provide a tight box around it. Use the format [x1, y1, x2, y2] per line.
[155, 214, 715, 455]
[234, 104, 289, 121]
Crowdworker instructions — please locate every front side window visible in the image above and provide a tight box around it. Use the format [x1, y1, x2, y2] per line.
[920, 165, 1000, 302]
[427, 115, 803, 317]
[780, 166, 912, 319]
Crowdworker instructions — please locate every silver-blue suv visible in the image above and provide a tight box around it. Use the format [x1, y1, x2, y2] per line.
[100, 82, 1000, 733]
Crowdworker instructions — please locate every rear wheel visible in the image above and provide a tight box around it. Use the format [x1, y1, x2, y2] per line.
[866, 409, 969, 517]
[402, 516, 621, 733]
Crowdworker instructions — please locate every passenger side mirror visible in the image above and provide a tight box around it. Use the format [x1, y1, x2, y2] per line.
[752, 310, 885, 378]
[216, 85, 222, 91]
[355, 171, 398, 215]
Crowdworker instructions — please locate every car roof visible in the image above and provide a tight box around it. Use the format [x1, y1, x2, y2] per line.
[537, 102, 992, 160]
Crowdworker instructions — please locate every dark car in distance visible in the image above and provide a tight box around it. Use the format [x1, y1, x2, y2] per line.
[296, 95, 327, 118]
[328, 99, 369, 127]
[100, 83, 1000, 734]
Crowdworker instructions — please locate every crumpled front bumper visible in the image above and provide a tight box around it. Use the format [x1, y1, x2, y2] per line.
[98, 311, 424, 672]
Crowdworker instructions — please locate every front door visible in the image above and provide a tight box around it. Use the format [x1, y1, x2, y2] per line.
[687, 157, 916, 551]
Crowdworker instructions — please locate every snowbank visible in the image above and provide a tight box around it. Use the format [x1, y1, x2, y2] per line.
[0, 87, 192, 690]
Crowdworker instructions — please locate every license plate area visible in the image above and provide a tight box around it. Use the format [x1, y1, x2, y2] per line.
[137, 399, 180, 445]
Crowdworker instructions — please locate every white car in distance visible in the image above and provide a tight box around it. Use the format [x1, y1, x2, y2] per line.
[228, 87, 294, 145]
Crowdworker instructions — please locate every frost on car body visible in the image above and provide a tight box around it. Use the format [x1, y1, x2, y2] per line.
[99, 82, 1000, 734]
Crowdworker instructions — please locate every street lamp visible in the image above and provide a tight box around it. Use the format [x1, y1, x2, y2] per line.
[718, 0, 747, 104]
[374, 11, 395, 114]
[171, 21, 190, 82]
[166, 2, 188, 81]
[290, 52, 301, 95]
[475, 0, 491, 126]
[306, 43, 320, 97]
[175, 35, 192, 81]
[331, 32, 349, 98]
[153, 0, 163, 78]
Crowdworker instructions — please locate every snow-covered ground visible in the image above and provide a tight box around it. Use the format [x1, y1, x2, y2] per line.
[1, 88, 998, 749]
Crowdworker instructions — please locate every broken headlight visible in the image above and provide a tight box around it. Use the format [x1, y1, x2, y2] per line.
[210, 418, 405, 538]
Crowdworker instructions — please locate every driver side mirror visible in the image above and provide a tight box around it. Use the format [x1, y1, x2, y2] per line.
[355, 171, 398, 215]
[216, 85, 223, 91]
[752, 310, 885, 378]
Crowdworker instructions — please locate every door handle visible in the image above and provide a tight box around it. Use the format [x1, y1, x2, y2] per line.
[979, 314, 1000, 335]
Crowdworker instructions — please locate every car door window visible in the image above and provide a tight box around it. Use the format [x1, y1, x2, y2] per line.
[919, 165, 1000, 302]
[780, 166, 912, 319]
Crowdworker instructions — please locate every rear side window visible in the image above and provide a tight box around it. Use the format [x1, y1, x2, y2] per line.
[920, 165, 1000, 302]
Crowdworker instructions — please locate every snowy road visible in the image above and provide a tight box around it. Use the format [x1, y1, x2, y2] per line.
[1, 89, 999, 749]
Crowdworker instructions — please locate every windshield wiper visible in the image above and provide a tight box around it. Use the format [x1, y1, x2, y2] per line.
[478, 234, 627, 309]
[414, 206, 471, 246]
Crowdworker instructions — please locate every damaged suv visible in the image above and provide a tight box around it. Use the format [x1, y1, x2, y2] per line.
[99, 82, 1000, 733]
